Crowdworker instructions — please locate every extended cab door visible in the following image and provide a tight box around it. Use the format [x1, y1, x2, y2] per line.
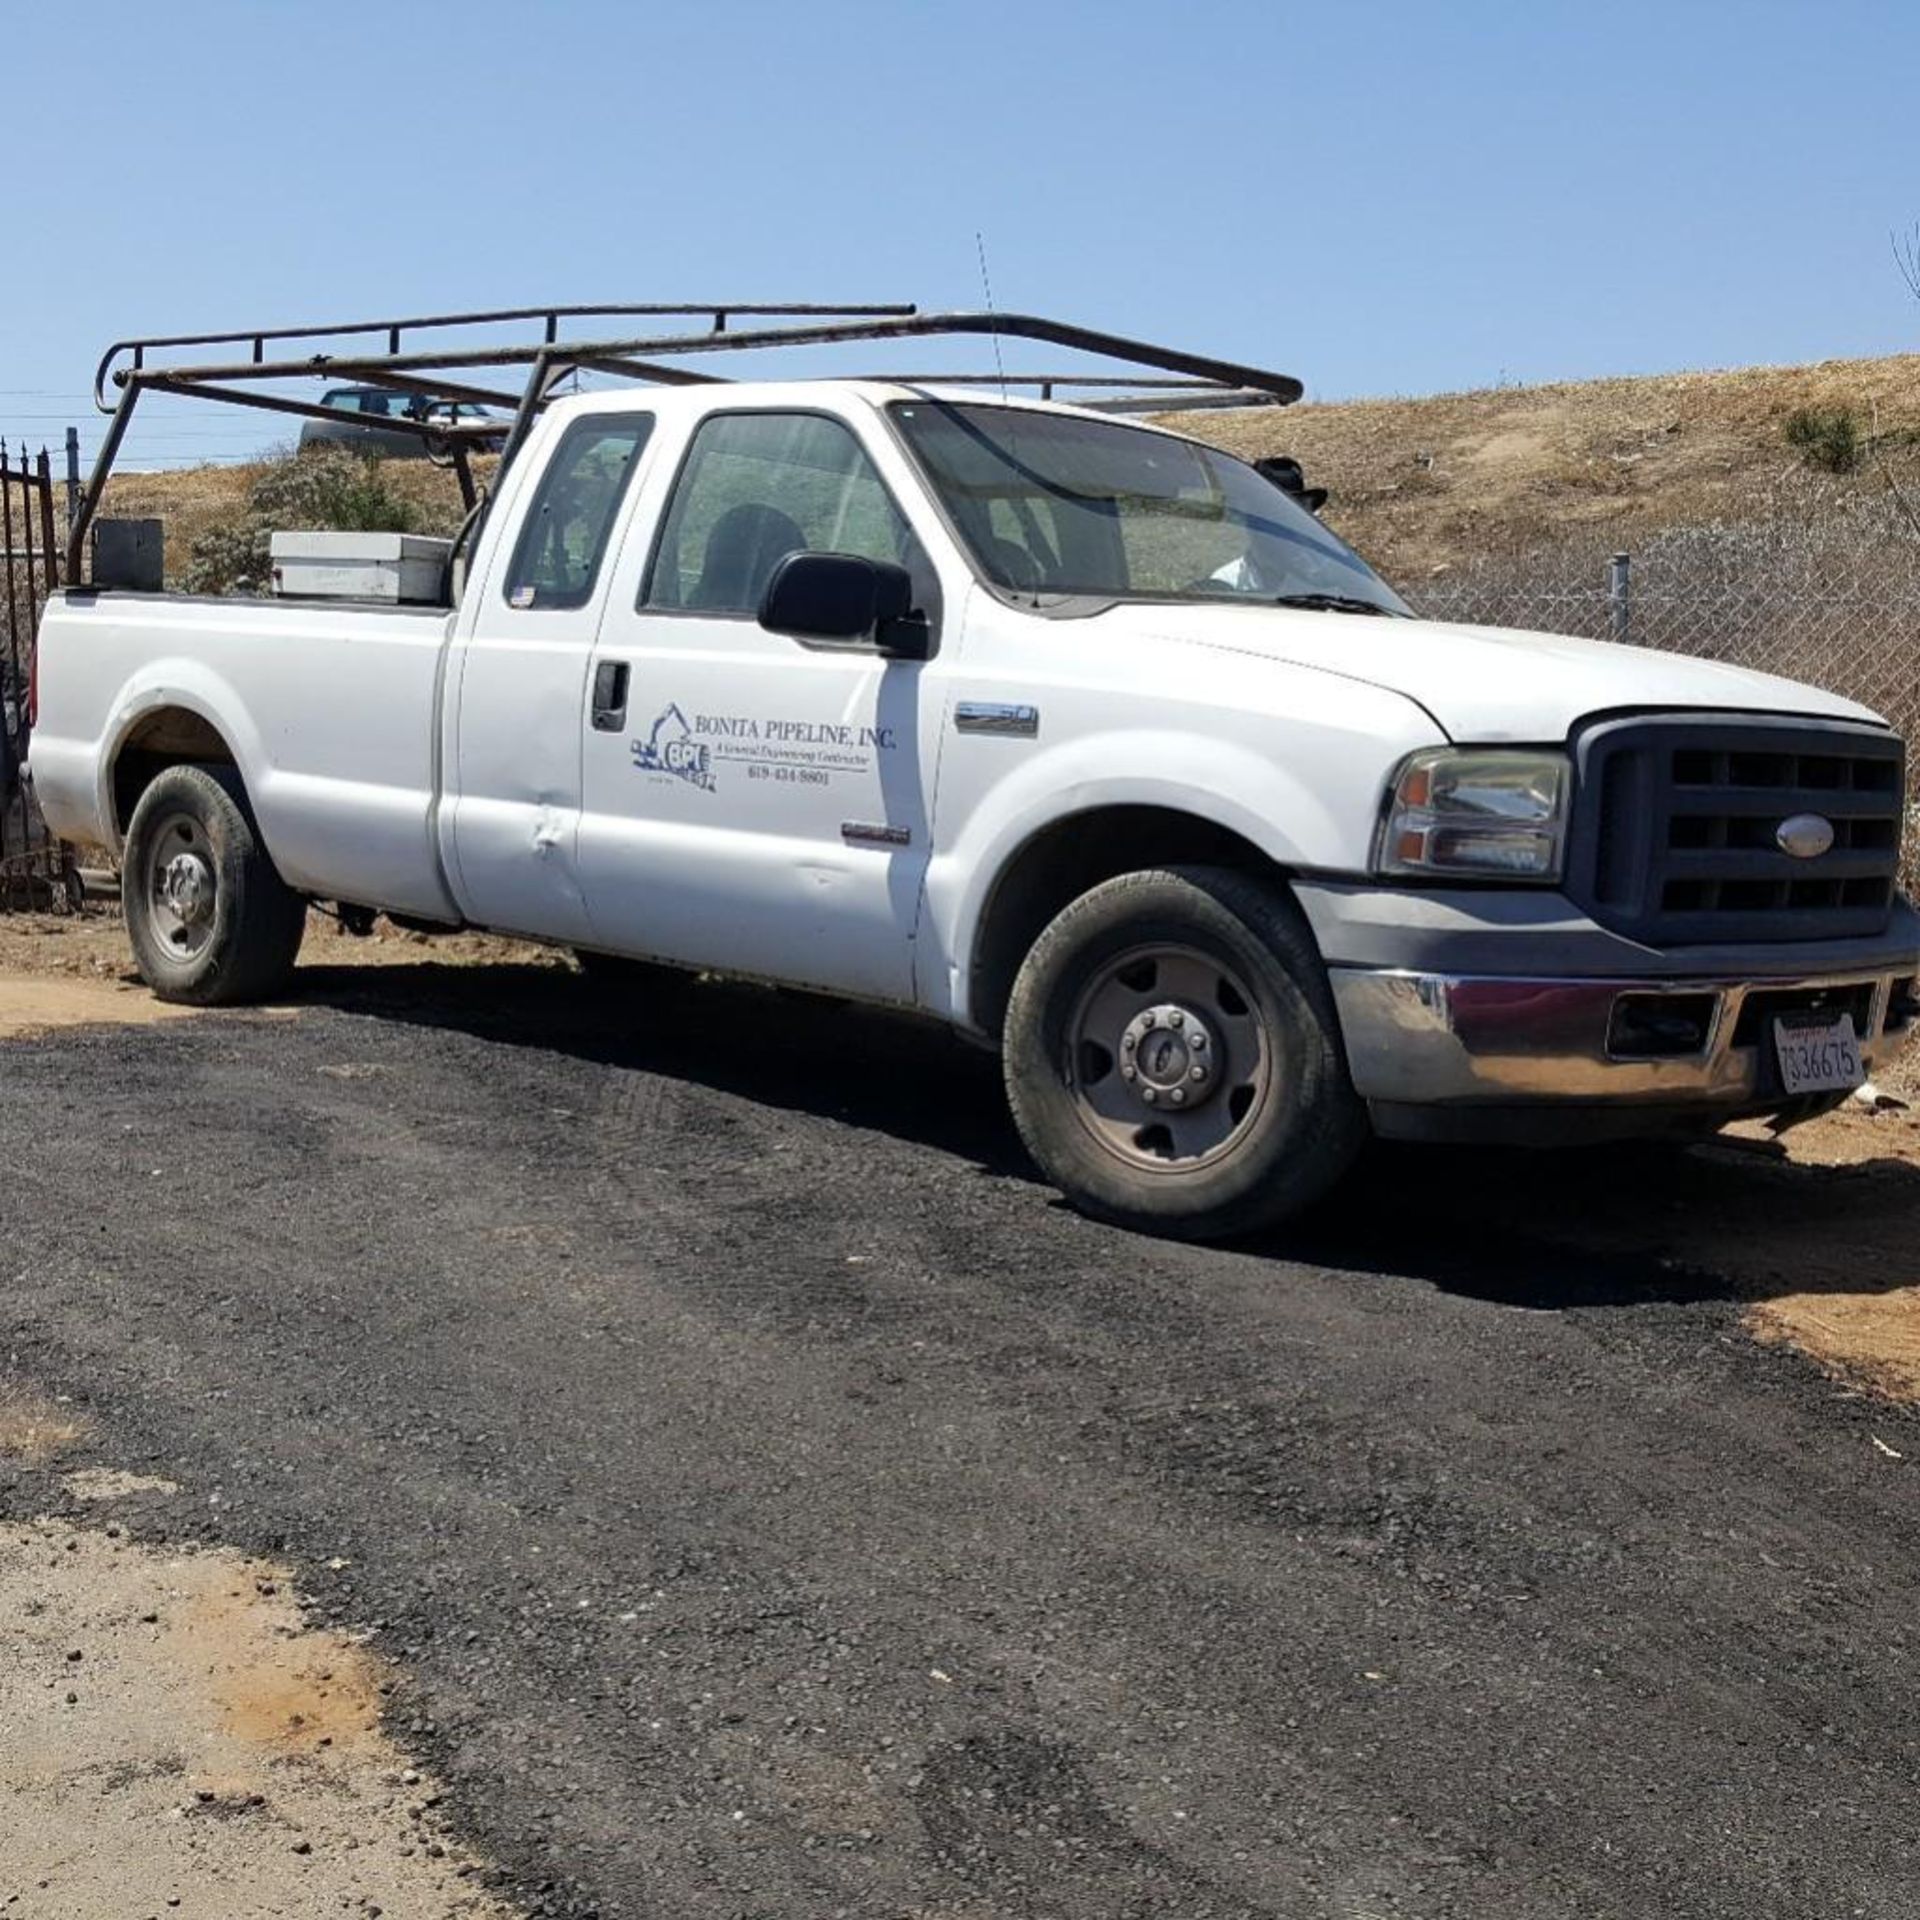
[577, 406, 947, 1003]
[444, 409, 655, 939]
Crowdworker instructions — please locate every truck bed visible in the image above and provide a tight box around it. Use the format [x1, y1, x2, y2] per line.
[29, 590, 461, 920]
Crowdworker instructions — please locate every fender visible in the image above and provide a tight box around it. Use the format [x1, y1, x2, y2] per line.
[924, 693, 1443, 1028]
[96, 660, 273, 855]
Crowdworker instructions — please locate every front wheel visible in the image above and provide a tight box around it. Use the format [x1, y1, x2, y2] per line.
[1002, 867, 1365, 1240]
[123, 764, 305, 1004]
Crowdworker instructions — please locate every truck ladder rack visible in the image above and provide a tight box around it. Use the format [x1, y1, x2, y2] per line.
[72, 301, 1301, 579]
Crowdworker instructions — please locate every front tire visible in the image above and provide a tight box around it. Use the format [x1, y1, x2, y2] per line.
[123, 764, 305, 1005]
[1002, 867, 1365, 1240]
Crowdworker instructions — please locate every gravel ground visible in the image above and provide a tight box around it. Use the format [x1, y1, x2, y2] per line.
[4, 956, 1920, 1919]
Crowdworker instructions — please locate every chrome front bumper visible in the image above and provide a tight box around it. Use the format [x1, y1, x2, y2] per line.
[1331, 964, 1920, 1142]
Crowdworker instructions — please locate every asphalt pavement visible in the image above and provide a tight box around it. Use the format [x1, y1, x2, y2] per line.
[4, 958, 1917, 1919]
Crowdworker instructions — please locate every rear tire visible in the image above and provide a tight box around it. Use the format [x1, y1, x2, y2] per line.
[123, 765, 305, 1005]
[1002, 866, 1365, 1241]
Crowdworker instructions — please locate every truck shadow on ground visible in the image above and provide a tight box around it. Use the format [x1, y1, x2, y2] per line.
[295, 956, 1028, 1171]
[289, 958, 1920, 1315]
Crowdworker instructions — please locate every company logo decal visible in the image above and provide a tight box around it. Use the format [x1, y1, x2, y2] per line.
[631, 703, 716, 791]
[629, 702, 898, 794]
[1775, 812, 1836, 860]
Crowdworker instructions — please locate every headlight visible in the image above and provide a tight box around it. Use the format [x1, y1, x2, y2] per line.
[1376, 747, 1570, 881]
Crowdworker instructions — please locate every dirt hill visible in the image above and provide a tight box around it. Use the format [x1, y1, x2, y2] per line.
[99, 350, 1920, 589]
[1165, 351, 1920, 582]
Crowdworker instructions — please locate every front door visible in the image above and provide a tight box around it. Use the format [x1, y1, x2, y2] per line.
[578, 409, 944, 1003]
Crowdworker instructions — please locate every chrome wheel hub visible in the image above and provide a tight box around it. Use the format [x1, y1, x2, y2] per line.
[1119, 1003, 1217, 1109]
[161, 852, 215, 928]
[143, 812, 220, 961]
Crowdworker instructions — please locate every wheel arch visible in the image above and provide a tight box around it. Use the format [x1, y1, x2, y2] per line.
[964, 803, 1294, 1042]
[101, 675, 266, 851]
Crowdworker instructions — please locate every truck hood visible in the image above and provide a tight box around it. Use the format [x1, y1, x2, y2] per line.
[1127, 604, 1885, 741]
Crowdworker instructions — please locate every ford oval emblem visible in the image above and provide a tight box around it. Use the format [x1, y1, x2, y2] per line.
[1776, 812, 1836, 860]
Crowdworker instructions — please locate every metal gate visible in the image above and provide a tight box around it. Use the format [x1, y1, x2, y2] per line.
[2, 441, 77, 908]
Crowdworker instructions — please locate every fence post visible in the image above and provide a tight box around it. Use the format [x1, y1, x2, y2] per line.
[1608, 551, 1632, 645]
[64, 427, 79, 531]
[37, 449, 58, 589]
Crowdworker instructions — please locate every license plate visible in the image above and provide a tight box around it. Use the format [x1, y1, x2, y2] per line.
[1773, 1013, 1864, 1096]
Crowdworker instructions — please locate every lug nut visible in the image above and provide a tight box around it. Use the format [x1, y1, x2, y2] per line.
[1190, 1065, 1207, 1083]
[1141, 1087, 1158, 1104]
[1169, 1088, 1187, 1106]
[1122, 1064, 1137, 1081]
[1168, 1010, 1185, 1029]
[1139, 1011, 1157, 1030]
[1190, 1032, 1207, 1052]
[1122, 1030, 1137, 1051]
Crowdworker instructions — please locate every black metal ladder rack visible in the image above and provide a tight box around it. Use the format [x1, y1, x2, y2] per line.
[71, 300, 1301, 579]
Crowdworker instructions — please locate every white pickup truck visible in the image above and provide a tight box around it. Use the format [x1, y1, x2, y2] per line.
[30, 309, 1920, 1239]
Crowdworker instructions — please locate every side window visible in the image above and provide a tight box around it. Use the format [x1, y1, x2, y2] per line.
[503, 414, 654, 611]
[643, 412, 925, 616]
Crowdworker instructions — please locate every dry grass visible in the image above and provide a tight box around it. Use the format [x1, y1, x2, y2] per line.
[1162, 350, 1920, 581]
[101, 457, 488, 590]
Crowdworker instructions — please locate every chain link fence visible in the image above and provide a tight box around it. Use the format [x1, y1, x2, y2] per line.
[1417, 509, 1920, 875]
[1421, 560, 1920, 742]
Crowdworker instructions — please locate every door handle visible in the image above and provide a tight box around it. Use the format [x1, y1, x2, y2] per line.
[590, 660, 630, 732]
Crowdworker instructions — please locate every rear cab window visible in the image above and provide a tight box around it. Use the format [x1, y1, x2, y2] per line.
[503, 413, 655, 611]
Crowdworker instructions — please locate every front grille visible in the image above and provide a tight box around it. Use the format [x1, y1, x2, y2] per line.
[1567, 714, 1904, 945]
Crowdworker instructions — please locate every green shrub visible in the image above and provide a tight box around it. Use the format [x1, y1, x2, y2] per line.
[180, 445, 420, 595]
[1782, 406, 1863, 474]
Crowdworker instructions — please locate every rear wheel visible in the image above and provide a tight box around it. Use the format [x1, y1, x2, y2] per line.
[1003, 866, 1365, 1240]
[123, 765, 305, 1004]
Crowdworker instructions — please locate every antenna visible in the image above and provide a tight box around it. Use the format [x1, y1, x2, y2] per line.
[975, 232, 1009, 402]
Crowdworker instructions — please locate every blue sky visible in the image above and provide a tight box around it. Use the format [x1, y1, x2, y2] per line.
[4, 0, 1917, 470]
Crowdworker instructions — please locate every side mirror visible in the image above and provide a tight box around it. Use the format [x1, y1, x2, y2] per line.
[759, 552, 931, 659]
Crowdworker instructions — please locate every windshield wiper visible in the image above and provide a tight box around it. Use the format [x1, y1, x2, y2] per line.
[1269, 591, 1398, 617]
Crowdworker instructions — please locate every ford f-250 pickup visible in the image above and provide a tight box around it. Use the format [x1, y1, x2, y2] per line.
[28, 304, 1920, 1240]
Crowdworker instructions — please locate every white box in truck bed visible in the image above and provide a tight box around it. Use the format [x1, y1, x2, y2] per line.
[269, 531, 452, 604]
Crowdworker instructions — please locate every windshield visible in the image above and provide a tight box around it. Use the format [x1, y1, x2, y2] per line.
[890, 399, 1409, 614]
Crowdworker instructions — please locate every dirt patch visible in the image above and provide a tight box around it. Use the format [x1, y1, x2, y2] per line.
[1749, 1285, 1920, 1405]
[0, 909, 562, 981]
[0, 1388, 92, 1468]
[0, 974, 197, 1039]
[1484, 1072, 1920, 1405]
[0, 910, 570, 1037]
[60, 1469, 180, 1503]
[0, 1514, 514, 1918]
[1716, 1100, 1920, 1401]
